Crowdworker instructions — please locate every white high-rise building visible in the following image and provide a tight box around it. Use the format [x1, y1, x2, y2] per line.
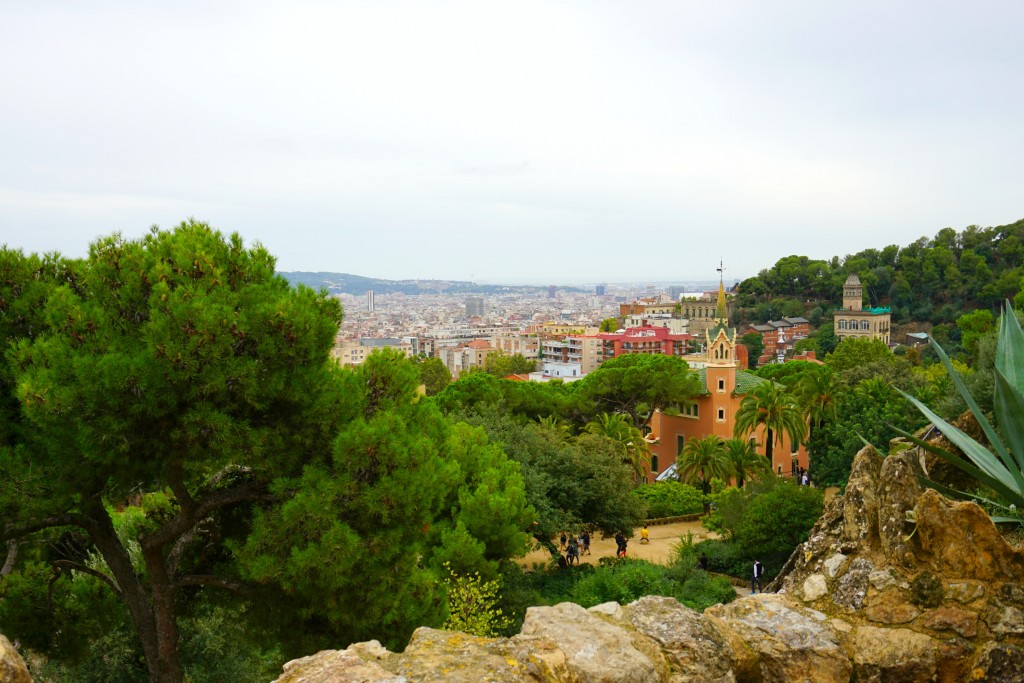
[367, 290, 375, 313]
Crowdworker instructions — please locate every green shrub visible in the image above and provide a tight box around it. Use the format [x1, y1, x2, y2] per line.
[632, 481, 704, 518]
[733, 482, 823, 556]
[443, 562, 515, 637]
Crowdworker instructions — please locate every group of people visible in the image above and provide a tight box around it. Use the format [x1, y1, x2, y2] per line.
[559, 530, 591, 565]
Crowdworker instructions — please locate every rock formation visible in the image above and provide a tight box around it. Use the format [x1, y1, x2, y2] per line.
[272, 442, 1024, 682]
[0, 635, 31, 683]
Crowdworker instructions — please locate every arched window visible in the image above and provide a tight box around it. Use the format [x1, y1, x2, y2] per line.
[838, 320, 846, 330]
[861, 320, 870, 331]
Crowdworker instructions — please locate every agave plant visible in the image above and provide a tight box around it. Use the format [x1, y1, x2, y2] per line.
[893, 301, 1024, 522]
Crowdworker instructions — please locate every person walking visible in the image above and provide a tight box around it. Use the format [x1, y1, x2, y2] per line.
[559, 530, 567, 551]
[580, 530, 591, 555]
[566, 537, 579, 565]
[640, 525, 650, 544]
[751, 559, 764, 593]
[698, 552, 709, 571]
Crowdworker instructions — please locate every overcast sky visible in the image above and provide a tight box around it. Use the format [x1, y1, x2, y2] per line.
[2, 1, 1022, 284]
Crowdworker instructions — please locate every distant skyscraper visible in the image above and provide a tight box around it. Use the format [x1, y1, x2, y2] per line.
[596, 283, 607, 296]
[367, 290, 375, 313]
[465, 296, 485, 317]
[548, 285, 557, 299]
[669, 286, 686, 300]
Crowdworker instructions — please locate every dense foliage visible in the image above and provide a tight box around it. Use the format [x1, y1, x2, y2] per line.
[0, 225, 534, 682]
[699, 478, 823, 581]
[631, 482, 704, 518]
[733, 219, 1024, 334]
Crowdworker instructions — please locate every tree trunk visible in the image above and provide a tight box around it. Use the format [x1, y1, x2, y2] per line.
[82, 498, 182, 683]
[143, 545, 183, 683]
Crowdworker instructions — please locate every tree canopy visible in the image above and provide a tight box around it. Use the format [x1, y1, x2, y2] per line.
[0, 224, 534, 682]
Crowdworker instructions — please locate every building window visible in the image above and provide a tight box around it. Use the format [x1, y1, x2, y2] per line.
[862, 320, 870, 331]
[717, 408, 725, 422]
[838, 319, 847, 330]
[677, 435, 685, 455]
[651, 454, 659, 473]
[683, 402, 699, 418]
[791, 439, 799, 453]
[717, 378, 725, 392]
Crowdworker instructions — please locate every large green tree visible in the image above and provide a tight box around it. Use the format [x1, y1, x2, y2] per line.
[573, 354, 702, 429]
[0, 225, 534, 682]
[2, 223, 343, 682]
[236, 350, 533, 646]
[417, 356, 452, 396]
[585, 412, 651, 483]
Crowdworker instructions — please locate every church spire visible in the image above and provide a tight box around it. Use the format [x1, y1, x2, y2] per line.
[715, 259, 727, 322]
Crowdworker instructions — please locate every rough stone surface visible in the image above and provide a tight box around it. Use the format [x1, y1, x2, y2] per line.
[0, 635, 31, 683]
[621, 596, 734, 683]
[832, 558, 872, 611]
[863, 590, 920, 625]
[520, 602, 659, 683]
[842, 447, 882, 549]
[915, 490, 1024, 582]
[984, 602, 1024, 637]
[876, 451, 922, 569]
[705, 594, 850, 683]
[273, 649, 406, 683]
[919, 605, 978, 638]
[852, 626, 936, 683]
[802, 574, 828, 601]
[823, 553, 848, 579]
[971, 642, 1024, 683]
[945, 580, 985, 604]
[868, 568, 904, 592]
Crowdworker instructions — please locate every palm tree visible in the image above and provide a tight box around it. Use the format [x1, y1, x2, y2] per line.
[585, 412, 651, 483]
[538, 415, 572, 441]
[677, 434, 731, 496]
[722, 437, 770, 487]
[733, 381, 808, 465]
[795, 364, 839, 434]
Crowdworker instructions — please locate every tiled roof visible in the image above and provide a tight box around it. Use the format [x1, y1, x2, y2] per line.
[692, 368, 769, 396]
[735, 370, 770, 394]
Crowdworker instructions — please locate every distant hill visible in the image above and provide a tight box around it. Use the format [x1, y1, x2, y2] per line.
[278, 271, 586, 296]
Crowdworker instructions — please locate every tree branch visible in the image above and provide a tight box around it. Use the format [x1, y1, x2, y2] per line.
[168, 460, 194, 513]
[53, 559, 123, 598]
[175, 574, 249, 593]
[166, 523, 205, 579]
[2, 513, 95, 541]
[141, 480, 267, 551]
[2, 540, 17, 576]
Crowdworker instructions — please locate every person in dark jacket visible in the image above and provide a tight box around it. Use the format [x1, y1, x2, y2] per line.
[751, 559, 764, 593]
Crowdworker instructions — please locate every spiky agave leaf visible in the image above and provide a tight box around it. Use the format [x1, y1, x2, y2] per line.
[895, 301, 1024, 521]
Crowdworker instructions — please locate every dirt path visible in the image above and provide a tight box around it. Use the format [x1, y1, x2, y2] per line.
[518, 521, 721, 569]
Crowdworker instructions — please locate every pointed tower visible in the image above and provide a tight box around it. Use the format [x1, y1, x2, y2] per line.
[704, 261, 738, 435]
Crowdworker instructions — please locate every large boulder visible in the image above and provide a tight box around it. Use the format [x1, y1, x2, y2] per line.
[705, 594, 850, 683]
[0, 635, 31, 683]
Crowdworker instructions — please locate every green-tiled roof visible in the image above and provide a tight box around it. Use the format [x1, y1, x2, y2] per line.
[693, 367, 770, 396]
[735, 370, 769, 394]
